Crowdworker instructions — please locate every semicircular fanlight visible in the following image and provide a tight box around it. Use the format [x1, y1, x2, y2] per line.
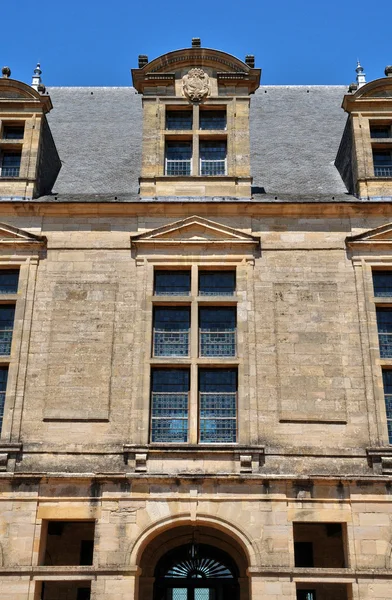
[166, 557, 233, 579]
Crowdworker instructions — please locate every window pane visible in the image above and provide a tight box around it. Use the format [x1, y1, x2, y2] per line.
[171, 589, 187, 600]
[155, 271, 191, 295]
[200, 142, 226, 176]
[199, 307, 236, 357]
[200, 110, 226, 130]
[0, 367, 8, 435]
[199, 369, 237, 443]
[373, 271, 392, 297]
[199, 271, 235, 296]
[151, 369, 189, 443]
[3, 125, 24, 140]
[0, 270, 19, 294]
[166, 142, 192, 176]
[373, 151, 392, 177]
[296, 592, 316, 600]
[153, 307, 190, 357]
[376, 309, 392, 358]
[166, 111, 192, 130]
[1, 152, 21, 177]
[0, 305, 15, 355]
[383, 371, 392, 443]
[371, 126, 390, 138]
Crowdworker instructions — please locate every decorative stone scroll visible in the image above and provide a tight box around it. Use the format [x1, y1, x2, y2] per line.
[182, 68, 210, 103]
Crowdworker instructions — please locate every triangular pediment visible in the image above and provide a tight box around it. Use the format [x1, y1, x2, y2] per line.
[346, 223, 392, 247]
[131, 216, 260, 247]
[0, 223, 46, 245]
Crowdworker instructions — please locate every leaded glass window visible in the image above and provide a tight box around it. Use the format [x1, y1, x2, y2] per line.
[166, 111, 193, 131]
[199, 307, 236, 357]
[166, 142, 192, 176]
[199, 369, 237, 443]
[151, 369, 189, 442]
[373, 150, 392, 177]
[0, 152, 21, 177]
[153, 307, 190, 357]
[198, 271, 235, 296]
[0, 368, 8, 435]
[373, 271, 392, 297]
[376, 308, 392, 358]
[155, 271, 191, 296]
[382, 371, 392, 443]
[0, 305, 15, 355]
[200, 142, 226, 176]
[0, 270, 19, 294]
[199, 111, 226, 131]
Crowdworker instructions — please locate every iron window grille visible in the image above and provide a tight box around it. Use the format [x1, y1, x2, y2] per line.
[199, 369, 237, 443]
[200, 141, 227, 176]
[0, 270, 19, 294]
[154, 271, 191, 296]
[199, 307, 236, 357]
[373, 150, 392, 177]
[166, 111, 193, 131]
[151, 369, 189, 443]
[0, 305, 15, 355]
[153, 307, 190, 357]
[198, 271, 235, 296]
[0, 367, 8, 435]
[0, 152, 21, 177]
[2, 125, 24, 140]
[382, 371, 392, 443]
[165, 142, 192, 176]
[199, 110, 227, 131]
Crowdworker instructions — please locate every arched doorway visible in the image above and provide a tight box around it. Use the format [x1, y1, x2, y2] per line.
[137, 524, 250, 600]
[153, 542, 239, 600]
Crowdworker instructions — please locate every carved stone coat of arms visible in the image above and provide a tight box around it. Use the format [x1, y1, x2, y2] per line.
[182, 68, 210, 103]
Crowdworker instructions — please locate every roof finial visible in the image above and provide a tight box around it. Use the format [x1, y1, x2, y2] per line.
[31, 62, 45, 93]
[1, 66, 11, 78]
[355, 60, 366, 88]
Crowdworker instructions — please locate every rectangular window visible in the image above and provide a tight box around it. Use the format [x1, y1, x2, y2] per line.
[376, 308, 392, 358]
[154, 270, 191, 296]
[371, 125, 391, 139]
[199, 271, 235, 296]
[0, 270, 19, 294]
[382, 371, 392, 443]
[200, 141, 227, 176]
[373, 150, 392, 177]
[199, 369, 237, 443]
[166, 110, 193, 130]
[0, 367, 8, 435]
[2, 125, 24, 140]
[199, 307, 236, 357]
[0, 305, 15, 355]
[200, 110, 226, 131]
[373, 271, 392, 297]
[0, 151, 21, 177]
[153, 307, 190, 357]
[165, 142, 192, 176]
[151, 369, 189, 442]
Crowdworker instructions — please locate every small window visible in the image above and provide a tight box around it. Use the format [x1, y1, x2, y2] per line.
[373, 271, 392, 297]
[43, 521, 95, 566]
[376, 308, 392, 358]
[0, 270, 19, 294]
[200, 141, 227, 176]
[200, 110, 226, 130]
[0, 305, 15, 355]
[153, 307, 190, 357]
[199, 271, 235, 296]
[199, 369, 237, 443]
[165, 142, 192, 176]
[199, 307, 236, 357]
[0, 367, 8, 435]
[166, 110, 193, 130]
[2, 125, 24, 140]
[151, 369, 190, 442]
[370, 124, 391, 138]
[0, 151, 21, 177]
[382, 371, 392, 443]
[373, 150, 392, 177]
[154, 270, 191, 296]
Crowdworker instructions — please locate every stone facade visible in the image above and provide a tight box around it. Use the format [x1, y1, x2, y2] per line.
[0, 43, 392, 600]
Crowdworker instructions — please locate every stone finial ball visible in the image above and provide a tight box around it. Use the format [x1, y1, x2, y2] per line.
[1, 66, 11, 77]
[385, 65, 392, 77]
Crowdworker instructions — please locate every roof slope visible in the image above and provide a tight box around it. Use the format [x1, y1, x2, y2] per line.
[46, 85, 348, 198]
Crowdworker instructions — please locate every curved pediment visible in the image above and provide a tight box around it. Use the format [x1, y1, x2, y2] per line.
[355, 78, 392, 99]
[0, 78, 42, 100]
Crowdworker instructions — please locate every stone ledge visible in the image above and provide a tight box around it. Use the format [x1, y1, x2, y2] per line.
[0, 443, 22, 472]
[367, 447, 392, 475]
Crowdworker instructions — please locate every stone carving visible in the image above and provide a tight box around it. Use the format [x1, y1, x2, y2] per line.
[182, 68, 210, 103]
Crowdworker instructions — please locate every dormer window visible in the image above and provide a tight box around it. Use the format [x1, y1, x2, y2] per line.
[166, 110, 193, 130]
[200, 109, 226, 130]
[373, 150, 392, 177]
[0, 151, 21, 177]
[165, 142, 192, 176]
[200, 141, 227, 176]
[2, 124, 24, 140]
[370, 123, 392, 139]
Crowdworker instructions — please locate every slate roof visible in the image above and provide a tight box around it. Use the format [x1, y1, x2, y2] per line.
[44, 85, 351, 201]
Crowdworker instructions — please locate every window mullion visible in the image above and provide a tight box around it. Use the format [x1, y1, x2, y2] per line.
[192, 104, 199, 176]
[189, 264, 199, 443]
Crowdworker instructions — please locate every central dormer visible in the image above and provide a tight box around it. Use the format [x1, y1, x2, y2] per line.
[132, 39, 261, 198]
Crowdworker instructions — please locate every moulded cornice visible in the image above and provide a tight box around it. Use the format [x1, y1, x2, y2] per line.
[0, 78, 53, 113]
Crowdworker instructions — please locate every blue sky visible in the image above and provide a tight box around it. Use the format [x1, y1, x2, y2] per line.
[2, 0, 390, 87]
